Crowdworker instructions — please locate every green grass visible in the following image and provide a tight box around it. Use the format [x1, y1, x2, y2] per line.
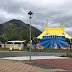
[31, 48, 72, 52]
[60, 53, 72, 58]
[66, 53, 72, 58]
[20, 46, 72, 52]
[0, 47, 10, 51]
[0, 46, 72, 53]
[19, 46, 28, 51]
[60, 54, 67, 57]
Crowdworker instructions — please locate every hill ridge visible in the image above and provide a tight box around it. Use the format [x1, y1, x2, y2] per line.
[0, 19, 42, 37]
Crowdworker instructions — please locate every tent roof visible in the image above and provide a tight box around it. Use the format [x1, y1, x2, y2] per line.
[37, 25, 72, 39]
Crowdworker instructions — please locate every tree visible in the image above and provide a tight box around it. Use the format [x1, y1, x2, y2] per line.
[32, 37, 40, 49]
[4, 24, 35, 43]
[5, 24, 21, 40]
[0, 35, 8, 48]
[70, 39, 72, 51]
[65, 38, 70, 44]
[65, 38, 72, 50]
[19, 29, 35, 43]
[0, 35, 8, 43]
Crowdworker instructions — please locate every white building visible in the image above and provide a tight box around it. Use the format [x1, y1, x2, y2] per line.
[2, 40, 26, 50]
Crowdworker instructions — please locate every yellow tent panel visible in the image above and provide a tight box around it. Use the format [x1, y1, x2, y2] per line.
[37, 23, 72, 39]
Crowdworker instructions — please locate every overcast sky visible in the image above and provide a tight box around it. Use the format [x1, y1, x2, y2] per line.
[0, 0, 72, 36]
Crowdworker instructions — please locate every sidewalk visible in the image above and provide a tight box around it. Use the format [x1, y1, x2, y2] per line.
[0, 56, 71, 72]
[1, 56, 69, 60]
[31, 59, 72, 71]
[0, 59, 67, 72]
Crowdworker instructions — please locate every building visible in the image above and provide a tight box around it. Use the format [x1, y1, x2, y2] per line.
[33, 23, 72, 49]
[37, 23, 71, 39]
[2, 40, 26, 50]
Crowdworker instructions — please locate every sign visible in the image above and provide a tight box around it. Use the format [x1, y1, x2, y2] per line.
[43, 36, 65, 39]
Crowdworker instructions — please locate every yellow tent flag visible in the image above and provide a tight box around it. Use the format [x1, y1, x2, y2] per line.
[46, 23, 48, 27]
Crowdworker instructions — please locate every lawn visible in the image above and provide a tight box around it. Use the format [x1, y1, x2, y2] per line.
[22, 46, 72, 53]
[31, 48, 72, 53]
[0, 47, 10, 51]
[66, 53, 72, 58]
[0, 46, 72, 53]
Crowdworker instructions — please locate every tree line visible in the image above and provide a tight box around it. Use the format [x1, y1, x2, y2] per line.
[0, 24, 35, 44]
[0, 24, 72, 46]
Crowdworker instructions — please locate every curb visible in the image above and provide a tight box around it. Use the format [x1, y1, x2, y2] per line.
[0, 51, 27, 52]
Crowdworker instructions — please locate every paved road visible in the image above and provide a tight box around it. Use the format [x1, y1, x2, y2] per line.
[0, 52, 66, 58]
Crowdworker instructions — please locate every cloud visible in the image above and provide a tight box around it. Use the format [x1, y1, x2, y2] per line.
[0, 0, 72, 36]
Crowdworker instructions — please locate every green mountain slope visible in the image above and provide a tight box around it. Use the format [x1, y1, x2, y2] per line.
[0, 19, 42, 42]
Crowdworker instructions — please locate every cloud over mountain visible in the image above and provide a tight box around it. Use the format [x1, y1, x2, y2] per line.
[0, 0, 72, 36]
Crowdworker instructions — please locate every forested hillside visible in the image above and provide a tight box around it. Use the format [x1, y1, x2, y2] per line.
[0, 19, 42, 43]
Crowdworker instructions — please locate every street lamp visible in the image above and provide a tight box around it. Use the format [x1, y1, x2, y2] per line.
[28, 11, 33, 60]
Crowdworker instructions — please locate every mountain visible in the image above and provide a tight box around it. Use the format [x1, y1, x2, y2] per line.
[0, 19, 42, 41]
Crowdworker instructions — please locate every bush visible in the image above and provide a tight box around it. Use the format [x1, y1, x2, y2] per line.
[60, 54, 66, 57]
[66, 53, 72, 58]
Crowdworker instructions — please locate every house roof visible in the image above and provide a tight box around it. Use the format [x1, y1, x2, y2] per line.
[7, 40, 26, 43]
